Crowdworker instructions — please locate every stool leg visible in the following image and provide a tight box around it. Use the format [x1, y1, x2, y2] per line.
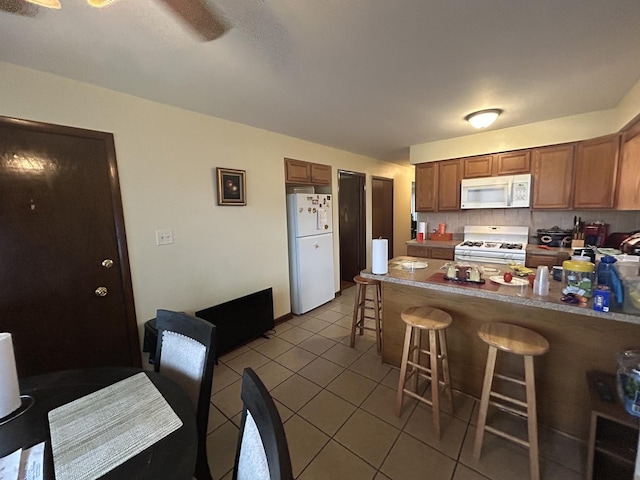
[438, 329, 454, 412]
[429, 329, 441, 439]
[350, 284, 362, 348]
[411, 328, 420, 393]
[377, 284, 383, 354]
[524, 355, 540, 480]
[396, 324, 413, 417]
[373, 286, 381, 354]
[474, 345, 497, 460]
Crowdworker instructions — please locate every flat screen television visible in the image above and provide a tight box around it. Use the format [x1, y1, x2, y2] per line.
[196, 287, 274, 357]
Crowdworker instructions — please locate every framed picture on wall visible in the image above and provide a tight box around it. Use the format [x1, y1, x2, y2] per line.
[216, 168, 246, 206]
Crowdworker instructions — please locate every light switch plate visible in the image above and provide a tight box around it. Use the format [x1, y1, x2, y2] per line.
[155, 229, 174, 246]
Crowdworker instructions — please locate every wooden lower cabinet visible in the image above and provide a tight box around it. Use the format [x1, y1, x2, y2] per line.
[406, 244, 454, 260]
[526, 252, 570, 269]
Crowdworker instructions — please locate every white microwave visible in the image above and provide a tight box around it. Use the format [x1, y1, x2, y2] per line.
[460, 174, 532, 209]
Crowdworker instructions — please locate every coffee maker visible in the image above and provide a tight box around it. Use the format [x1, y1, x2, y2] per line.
[584, 222, 609, 247]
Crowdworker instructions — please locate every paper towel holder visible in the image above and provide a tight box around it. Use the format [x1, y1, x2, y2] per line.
[0, 395, 34, 426]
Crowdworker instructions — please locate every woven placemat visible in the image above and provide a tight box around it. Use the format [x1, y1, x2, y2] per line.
[48, 372, 183, 480]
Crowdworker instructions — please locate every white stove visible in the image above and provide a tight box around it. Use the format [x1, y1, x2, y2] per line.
[454, 226, 529, 265]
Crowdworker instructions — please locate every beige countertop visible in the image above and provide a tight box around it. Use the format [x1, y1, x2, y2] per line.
[405, 239, 574, 257]
[361, 256, 639, 326]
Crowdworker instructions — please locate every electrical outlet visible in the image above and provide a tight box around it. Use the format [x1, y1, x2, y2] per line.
[155, 229, 174, 246]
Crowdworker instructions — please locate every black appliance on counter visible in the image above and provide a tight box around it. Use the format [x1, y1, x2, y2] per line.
[536, 226, 573, 247]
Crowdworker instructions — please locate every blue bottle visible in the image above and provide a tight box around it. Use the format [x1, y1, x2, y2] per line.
[597, 255, 617, 288]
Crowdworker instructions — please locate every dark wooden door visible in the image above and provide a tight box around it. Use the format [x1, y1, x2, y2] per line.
[372, 177, 393, 259]
[0, 116, 140, 377]
[338, 171, 366, 285]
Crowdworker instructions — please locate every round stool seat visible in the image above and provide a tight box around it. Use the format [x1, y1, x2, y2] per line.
[400, 306, 452, 331]
[478, 322, 549, 357]
[354, 275, 381, 286]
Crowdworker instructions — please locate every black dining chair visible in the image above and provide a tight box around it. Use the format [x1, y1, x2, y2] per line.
[232, 368, 293, 480]
[154, 309, 216, 480]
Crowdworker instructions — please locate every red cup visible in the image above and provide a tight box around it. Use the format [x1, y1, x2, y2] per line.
[438, 223, 445, 234]
[417, 232, 424, 242]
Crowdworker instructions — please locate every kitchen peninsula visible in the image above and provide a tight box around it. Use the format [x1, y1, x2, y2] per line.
[361, 256, 640, 441]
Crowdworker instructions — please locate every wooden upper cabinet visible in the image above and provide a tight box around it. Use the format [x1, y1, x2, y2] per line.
[616, 118, 640, 210]
[310, 163, 331, 185]
[438, 159, 462, 211]
[495, 150, 531, 175]
[463, 151, 530, 179]
[284, 158, 331, 185]
[415, 162, 437, 211]
[531, 144, 575, 209]
[573, 134, 620, 209]
[463, 155, 493, 178]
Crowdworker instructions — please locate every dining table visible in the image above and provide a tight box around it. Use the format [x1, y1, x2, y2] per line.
[0, 366, 197, 479]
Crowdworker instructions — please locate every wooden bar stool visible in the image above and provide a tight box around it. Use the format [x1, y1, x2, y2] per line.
[350, 275, 383, 354]
[473, 322, 550, 480]
[395, 305, 453, 439]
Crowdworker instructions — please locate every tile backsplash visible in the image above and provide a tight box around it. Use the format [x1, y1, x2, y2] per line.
[416, 209, 640, 241]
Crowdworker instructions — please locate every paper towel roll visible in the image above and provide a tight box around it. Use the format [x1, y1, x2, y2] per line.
[372, 239, 389, 274]
[417, 222, 427, 236]
[0, 333, 21, 418]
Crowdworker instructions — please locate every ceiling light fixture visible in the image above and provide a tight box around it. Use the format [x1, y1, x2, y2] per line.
[25, 0, 61, 8]
[25, 0, 116, 8]
[465, 109, 503, 129]
[86, 0, 116, 7]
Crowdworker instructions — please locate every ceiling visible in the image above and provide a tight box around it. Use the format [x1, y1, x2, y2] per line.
[1, 0, 640, 164]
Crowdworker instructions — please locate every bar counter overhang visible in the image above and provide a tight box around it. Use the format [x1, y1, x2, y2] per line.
[360, 256, 640, 441]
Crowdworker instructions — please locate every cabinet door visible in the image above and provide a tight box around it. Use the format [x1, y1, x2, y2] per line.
[310, 163, 332, 185]
[526, 254, 558, 269]
[573, 134, 620, 209]
[415, 162, 437, 211]
[616, 119, 640, 210]
[463, 155, 493, 178]
[438, 159, 462, 211]
[407, 245, 430, 258]
[495, 150, 531, 175]
[532, 144, 575, 209]
[284, 158, 311, 184]
[430, 247, 454, 260]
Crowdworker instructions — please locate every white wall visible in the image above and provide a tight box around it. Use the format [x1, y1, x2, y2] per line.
[0, 62, 413, 340]
[410, 77, 640, 163]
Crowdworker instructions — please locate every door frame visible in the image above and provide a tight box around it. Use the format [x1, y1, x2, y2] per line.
[338, 170, 366, 287]
[371, 176, 394, 258]
[1, 115, 140, 366]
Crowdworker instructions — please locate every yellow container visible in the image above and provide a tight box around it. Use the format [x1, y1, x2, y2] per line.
[562, 260, 595, 298]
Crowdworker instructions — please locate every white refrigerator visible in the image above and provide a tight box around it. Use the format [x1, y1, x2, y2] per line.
[286, 193, 335, 315]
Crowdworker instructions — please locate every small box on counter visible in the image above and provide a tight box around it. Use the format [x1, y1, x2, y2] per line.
[429, 233, 453, 241]
[593, 287, 611, 312]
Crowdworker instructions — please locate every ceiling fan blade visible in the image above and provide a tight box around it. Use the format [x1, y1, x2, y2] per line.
[156, 0, 228, 41]
[0, 0, 39, 17]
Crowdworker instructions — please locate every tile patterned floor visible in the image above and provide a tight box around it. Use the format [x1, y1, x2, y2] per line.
[205, 286, 587, 479]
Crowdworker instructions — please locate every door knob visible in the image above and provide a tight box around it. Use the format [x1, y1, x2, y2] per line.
[101, 259, 114, 268]
[95, 287, 108, 297]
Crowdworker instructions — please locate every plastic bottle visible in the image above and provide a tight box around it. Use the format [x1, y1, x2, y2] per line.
[597, 255, 617, 288]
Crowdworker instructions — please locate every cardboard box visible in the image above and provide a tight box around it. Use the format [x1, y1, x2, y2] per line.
[429, 233, 453, 241]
